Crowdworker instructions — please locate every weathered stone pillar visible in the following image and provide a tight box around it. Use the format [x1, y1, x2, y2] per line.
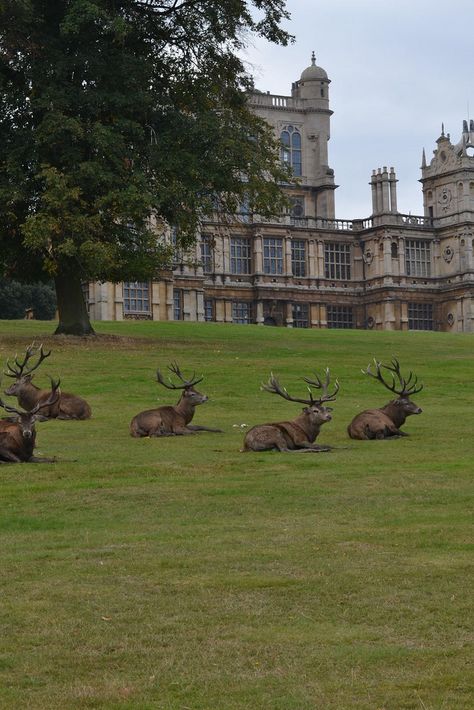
[317, 240, 325, 279]
[465, 237, 473, 270]
[432, 239, 440, 278]
[113, 283, 123, 321]
[370, 170, 378, 214]
[320, 303, 328, 328]
[253, 231, 263, 276]
[96, 282, 111, 320]
[381, 168, 390, 212]
[182, 289, 192, 321]
[308, 239, 316, 279]
[222, 233, 231, 283]
[389, 167, 398, 213]
[165, 280, 174, 321]
[196, 290, 204, 322]
[195, 238, 204, 277]
[151, 281, 160, 321]
[310, 302, 320, 327]
[383, 235, 392, 278]
[398, 238, 406, 276]
[224, 300, 233, 323]
[383, 300, 396, 330]
[215, 299, 225, 323]
[256, 301, 264, 325]
[376, 170, 383, 216]
[213, 234, 225, 284]
[284, 233, 292, 276]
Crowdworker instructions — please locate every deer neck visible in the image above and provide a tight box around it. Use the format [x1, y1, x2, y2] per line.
[20, 430, 36, 460]
[18, 382, 42, 411]
[293, 412, 319, 443]
[381, 401, 406, 427]
[175, 395, 194, 424]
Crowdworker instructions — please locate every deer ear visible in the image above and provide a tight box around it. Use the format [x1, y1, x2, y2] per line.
[35, 414, 49, 422]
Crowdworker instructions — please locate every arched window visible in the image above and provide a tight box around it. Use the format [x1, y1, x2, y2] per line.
[280, 125, 302, 176]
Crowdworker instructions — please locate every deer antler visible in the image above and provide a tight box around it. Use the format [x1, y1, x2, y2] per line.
[364, 357, 423, 396]
[262, 373, 316, 405]
[302, 368, 340, 404]
[0, 396, 23, 416]
[4, 343, 51, 379]
[382, 357, 423, 396]
[262, 370, 339, 406]
[30, 378, 61, 414]
[156, 362, 203, 390]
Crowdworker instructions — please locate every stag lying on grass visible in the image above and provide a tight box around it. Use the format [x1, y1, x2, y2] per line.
[130, 362, 223, 437]
[0, 380, 60, 463]
[243, 369, 339, 453]
[348, 358, 423, 440]
[4, 343, 91, 420]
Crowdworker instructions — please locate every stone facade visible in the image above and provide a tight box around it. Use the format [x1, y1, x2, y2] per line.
[86, 56, 474, 332]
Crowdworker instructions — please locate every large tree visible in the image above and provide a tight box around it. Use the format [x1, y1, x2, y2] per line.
[0, 0, 293, 335]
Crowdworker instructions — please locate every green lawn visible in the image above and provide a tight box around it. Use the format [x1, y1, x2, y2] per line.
[0, 320, 472, 709]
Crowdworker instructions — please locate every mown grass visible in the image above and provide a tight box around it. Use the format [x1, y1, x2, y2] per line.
[0, 320, 472, 709]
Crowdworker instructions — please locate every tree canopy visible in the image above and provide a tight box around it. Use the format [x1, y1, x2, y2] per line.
[0, 0, 293, 334]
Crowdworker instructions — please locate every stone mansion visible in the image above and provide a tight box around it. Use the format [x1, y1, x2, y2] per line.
[85, 54, 474, 332]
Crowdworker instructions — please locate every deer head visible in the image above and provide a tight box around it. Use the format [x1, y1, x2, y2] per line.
[4, 343, 51, 395]
[0, 378, 60, 438]
[262, 368, 339, 423]
[364, 357, 423, 415]
[156, 361, 208, 407]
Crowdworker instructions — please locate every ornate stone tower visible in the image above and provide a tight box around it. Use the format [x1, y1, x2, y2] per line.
[421, 120, 474, 224]
[249, 52, 336, 219]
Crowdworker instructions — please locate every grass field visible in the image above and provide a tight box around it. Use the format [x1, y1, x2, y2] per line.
[0, 319, 472, 709]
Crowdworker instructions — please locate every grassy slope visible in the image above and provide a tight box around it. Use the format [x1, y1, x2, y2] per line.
[0, 320, 472, 709]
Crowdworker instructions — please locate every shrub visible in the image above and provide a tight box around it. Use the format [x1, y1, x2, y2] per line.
[0, 279, 57, 320]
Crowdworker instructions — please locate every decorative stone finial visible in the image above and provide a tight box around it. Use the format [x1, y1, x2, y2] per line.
[311, 51, 316, 66]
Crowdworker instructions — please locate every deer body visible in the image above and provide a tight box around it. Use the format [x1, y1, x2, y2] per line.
[243, 405, 333, 452]
[5, 377, 91, 420]
[0, 383, 59, 463]
[130, 363, 222, 437]
[0, 417, 37, 462]
[348, 359, 423, 440]
[243, 369, 338, 453]
[4, 344, 91, 420]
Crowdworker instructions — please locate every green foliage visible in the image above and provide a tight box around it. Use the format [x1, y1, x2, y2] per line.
[0, 320, 473, 708]
[0, 280, 56, 319]
[0, 0, 293, 288]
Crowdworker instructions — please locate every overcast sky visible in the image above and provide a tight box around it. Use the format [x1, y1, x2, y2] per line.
[242, 0, 473, 218]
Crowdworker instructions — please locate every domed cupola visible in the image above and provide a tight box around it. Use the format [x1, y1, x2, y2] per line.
[293, 51, 330, 104]
[300, 51, 328, 82]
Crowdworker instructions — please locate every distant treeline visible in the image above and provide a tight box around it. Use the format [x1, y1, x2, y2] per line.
[0, 280, 57, 320]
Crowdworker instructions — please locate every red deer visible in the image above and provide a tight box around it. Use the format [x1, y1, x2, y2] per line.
[348, 358, 423, 440]
[4, 343, 91, 420]
[0, 380, 60, 463]
[130, 362, 223, 437]
[243, 369, 339, 452]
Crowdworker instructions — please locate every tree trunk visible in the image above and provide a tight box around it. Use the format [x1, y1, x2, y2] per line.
[54, 270, 95, 336]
